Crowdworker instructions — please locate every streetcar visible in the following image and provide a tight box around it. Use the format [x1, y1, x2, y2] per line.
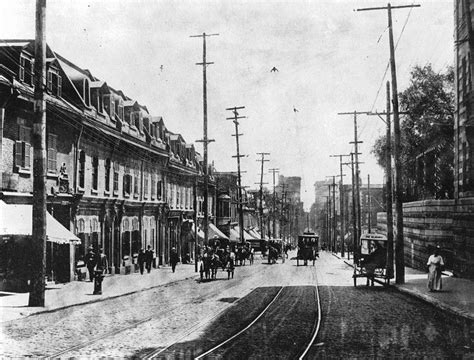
[296, 232, 319, 266]
[353, 232, 392, 286]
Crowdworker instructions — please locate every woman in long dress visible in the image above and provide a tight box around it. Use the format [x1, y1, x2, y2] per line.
[427, 247, 444, 292]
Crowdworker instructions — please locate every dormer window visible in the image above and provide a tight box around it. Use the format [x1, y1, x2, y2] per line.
[91, 89, 103, 113]
[47, 67, 62, 97]
[133, 112, 140, 130]
[114, 99, 124, 122]
[19, 54, 33, 86]
[103, 95, 115, 120]
[83, 79, 90, 107]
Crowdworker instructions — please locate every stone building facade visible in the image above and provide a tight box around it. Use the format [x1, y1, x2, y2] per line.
[0, 40, 215, 286]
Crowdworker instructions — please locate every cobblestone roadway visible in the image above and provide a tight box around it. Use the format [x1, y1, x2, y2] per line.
[2, 253, 472, 358]
[309, 253, 474, 358]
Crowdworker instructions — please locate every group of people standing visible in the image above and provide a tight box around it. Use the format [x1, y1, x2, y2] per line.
[137, 245, 158, 275]
[84, 247, 109, 282]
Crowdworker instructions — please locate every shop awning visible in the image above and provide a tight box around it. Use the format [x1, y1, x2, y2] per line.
[0, 201, 81, 244]
[248, 229, 263, 240]
[229, 226, 256, 242]
[191, 224, 205, 240]
[208, 223, 229, 240]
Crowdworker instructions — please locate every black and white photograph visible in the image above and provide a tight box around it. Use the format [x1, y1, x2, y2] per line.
[0, 0, 473, 358]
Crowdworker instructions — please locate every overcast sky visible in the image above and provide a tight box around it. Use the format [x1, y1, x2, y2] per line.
[1, 0, 453, 210]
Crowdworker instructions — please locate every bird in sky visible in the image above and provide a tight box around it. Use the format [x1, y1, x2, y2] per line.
[293, 106, 299, 113]
[270, 66, 279, 72]
[160, 65, 164, 72]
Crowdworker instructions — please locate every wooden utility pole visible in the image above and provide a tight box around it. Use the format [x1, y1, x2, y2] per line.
[191, 32, 218, 246]
[338, 111, 369, 248]
[256, 153, 270, 240]
[366, 82, 398, 279]
[324, 195, 330, 249]
[367, 174, 371, 233]
[269, 168, 279, 238]
[357, 3, 420, 284]
[385, 81, 394, 278]
[279, 184, 288, 240]
[29, 0, 47, 307]
[330, 154, 350, 257]
[326, 176, 338, 252]
[226, 106, 246, 243]
[342, 153, 363, 262]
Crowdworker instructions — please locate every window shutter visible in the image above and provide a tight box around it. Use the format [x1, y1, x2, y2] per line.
[15, 141, 23, 168]
[57, 75, 62, 97]
[24, 143, 31, 169]
[47, 71, 52, 92]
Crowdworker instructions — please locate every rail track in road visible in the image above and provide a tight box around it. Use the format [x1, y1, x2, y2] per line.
[149, 266, 322, 359]
[48, 273, 267, 358]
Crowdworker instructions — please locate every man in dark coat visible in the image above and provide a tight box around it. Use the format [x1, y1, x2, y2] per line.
[145, 245, 154, 273]
[170, 247, 179, 273]
[85, 246, 97, 282]
[137, 248, 145, 275]
[97, 248, 109, 274]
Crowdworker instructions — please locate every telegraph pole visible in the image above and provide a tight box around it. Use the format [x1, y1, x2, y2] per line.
[342, 153, 363, 262]
[330, 154, 350, 257]
[226, 106, 246, 244]
[338, 111, 369, 250]
[29, 0, 47, 307]
[367, 174, 371, 233]
[357, 3, 420, 284]
[324, 195, 330, 250]
[191, 32, 218, 246]
[256, 153, 270, 240]
[279, 184, 288, 240]
[269, 168, 279, 238]
[366, 82, 403, 279]
[326, 176, 337, 252]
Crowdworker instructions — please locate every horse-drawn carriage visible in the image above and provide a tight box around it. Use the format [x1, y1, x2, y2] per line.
[297, 232, 319, 266]
[353, 233, 392, 286]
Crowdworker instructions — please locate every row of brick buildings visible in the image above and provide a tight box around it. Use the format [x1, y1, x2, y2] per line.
[0, 40, 261, 290]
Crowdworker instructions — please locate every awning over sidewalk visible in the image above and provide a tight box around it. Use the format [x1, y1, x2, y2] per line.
[191, 224, 206, 240]
[208, 223, 229, 240]
[0, 201, 81, 244]
[229, 226, 256, 242]
[248, 229, 263, 240]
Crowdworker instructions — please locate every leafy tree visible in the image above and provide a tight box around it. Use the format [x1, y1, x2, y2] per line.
[371, 64, 454, 200]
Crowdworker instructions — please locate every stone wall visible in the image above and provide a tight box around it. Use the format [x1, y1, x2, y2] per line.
[377, 199, 474, 279]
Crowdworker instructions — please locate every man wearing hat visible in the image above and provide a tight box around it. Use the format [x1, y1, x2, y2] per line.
[85, 246, 97, 282]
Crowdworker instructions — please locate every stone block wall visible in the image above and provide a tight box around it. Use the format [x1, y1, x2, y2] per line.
[377, 199, 474, 278]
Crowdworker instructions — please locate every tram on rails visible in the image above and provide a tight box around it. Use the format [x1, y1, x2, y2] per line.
[296, 232, 319, 266]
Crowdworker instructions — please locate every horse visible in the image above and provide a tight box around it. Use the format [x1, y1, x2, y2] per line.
[210, 254, 221, 280]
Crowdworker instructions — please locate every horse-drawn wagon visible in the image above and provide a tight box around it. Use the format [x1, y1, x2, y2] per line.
[353, 233, 392, 286]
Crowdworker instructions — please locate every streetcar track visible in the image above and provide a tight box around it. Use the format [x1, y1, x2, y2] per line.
[190, 265, 322, 359]
[194, 286, 285, 359]
[298, 265, 322, 359]
[142, 279, 275, 359]
[48, 267, 270, 358]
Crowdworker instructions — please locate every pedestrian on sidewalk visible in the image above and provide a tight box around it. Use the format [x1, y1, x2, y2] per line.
[226, 250, 235, 280]
[145, 245, 154, 273]
[85, 246, 97, 282]
[97, 248, 109, 274]
[170, 247, 179, 273]
[427, 246, 444, 292]
[138, 248, 145, 275]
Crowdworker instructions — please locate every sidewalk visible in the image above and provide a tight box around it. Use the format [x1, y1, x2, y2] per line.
[0, 264, 198, 323]
[333, 252, 474, 322]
